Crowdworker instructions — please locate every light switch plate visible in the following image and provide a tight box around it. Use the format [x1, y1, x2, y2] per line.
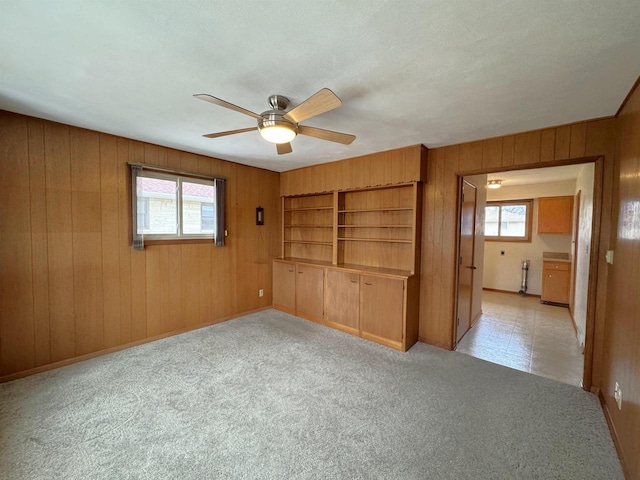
[605, 250, 614, 264]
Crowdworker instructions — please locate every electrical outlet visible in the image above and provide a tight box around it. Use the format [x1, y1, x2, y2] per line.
[258, 289, 264, 298]
[614, 382, 623, 410]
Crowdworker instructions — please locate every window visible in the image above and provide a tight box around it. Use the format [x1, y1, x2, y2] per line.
[485, 199, 533, 242]
[131, 166, 225, 246]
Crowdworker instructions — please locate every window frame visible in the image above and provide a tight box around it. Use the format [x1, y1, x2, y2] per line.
[132, 166, 224, 245]
[484, 199, 533, 243]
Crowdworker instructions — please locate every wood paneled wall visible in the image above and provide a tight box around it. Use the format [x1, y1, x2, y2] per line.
[0, 110, 281, 380]
[603, 82, 640, 480]
[420, 119, 617, 385]
[280, 144, 427, 196]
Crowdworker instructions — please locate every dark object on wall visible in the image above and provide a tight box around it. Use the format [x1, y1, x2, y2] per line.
[256, 206, 264, 225]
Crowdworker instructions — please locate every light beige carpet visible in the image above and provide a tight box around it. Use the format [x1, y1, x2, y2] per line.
[0, 309, 623, 479]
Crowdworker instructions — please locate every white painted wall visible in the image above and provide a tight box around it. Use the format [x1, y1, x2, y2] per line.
[573, 163, 595, 347]
[483, 181, 576, 296]
[463, 174, 487, 323]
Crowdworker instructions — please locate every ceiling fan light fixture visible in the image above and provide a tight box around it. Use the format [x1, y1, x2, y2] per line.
[487, 179, 502, 189]
[258, 111, 298, 144]
[259, 122, 297, 144]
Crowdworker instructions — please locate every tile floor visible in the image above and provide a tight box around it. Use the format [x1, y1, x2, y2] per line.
[456, 290, 584, 387]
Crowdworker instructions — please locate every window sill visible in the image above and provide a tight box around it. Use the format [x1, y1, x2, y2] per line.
[485, 237, 532, 243]
[141, 239, 215, 246]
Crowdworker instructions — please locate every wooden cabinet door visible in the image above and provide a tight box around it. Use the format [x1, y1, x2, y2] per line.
[542, 262, 570, 304]
[360, 275, 404, 342]
[273, 261, 296, 311]
[295, 265, 324, 320]
[538, 196, 574, 234]
[325, 269, 360, 330]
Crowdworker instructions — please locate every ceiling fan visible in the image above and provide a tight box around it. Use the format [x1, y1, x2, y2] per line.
[194, 88, 356, 155]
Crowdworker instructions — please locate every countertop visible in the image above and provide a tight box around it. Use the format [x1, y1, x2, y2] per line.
[543, 252, 572, 263]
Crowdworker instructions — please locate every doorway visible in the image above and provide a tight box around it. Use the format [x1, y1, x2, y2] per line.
[454, 163, 596, 387]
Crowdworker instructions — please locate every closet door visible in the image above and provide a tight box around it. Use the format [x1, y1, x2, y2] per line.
[360, 275, 404, 344]
[273, 261, 296, 313]
[325, 269, 360, 331]
[295, 265, 324, 322]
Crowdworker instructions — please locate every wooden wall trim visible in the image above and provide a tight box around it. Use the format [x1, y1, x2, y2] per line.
[581, 157, 605, 391]
[615, 74, 640, 118]
[0, 307, 271, 384]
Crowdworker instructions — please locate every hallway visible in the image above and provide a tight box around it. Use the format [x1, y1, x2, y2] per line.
[456, 290, 584, 387]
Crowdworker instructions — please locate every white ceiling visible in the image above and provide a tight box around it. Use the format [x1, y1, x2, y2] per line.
[487, 164, 586, 187]
[1, 1, 639, 172]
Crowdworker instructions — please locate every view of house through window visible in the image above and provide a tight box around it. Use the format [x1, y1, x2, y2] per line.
[485, 200, 532, 241]
[135, 171, 216, 239]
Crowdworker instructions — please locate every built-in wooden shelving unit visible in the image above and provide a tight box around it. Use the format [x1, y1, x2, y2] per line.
[281, 183, 421, 274]
[282, 193, 334, 263]
[335, 183, 420, 273]
[275, 183, 423, 352]
[284, 206, 333, 212]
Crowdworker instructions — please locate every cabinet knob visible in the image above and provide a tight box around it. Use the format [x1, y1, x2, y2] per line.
[298, 271, 304, 274]
[548, 275, 552, 278]
[350, 280, 358, 284]
[288, 269, 294, 272]
[364, 282, 372, 286]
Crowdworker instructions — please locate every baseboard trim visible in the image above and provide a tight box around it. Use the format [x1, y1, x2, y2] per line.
[569, 310, 579, 334]
[418, 337, 453, 351]
[598, 390, 633, 480]
[482, 287, 541, 298]
[0, 306, 271, 384]
[273, 304, 295, 315]
[471, 310, 482, 327]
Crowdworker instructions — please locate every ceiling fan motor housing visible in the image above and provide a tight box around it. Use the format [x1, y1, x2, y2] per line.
[267, 94, 290, 111]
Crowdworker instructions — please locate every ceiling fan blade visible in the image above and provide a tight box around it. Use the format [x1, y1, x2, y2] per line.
[276, 142, 293, 155]
[298, 125, 355, 145]
[284, 88, 342, 124]
[203, 127, 257, 139]
[194, 94, 262, 120]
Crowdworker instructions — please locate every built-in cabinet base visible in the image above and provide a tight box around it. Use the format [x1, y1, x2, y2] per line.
[541, 260, 571, 305]
[273, 258, 419, 352]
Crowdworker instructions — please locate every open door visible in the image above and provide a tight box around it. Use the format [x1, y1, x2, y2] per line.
[456, 180, 477, 344]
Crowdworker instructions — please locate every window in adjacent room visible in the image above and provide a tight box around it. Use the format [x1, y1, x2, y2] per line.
[485, 199, 533, 242]
[131, 166, 225, 246]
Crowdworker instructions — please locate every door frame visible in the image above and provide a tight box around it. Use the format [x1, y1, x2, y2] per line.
[569, 190, 581, 320]
[453, 179, 477, 345]
[452, 156, 604, 391]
